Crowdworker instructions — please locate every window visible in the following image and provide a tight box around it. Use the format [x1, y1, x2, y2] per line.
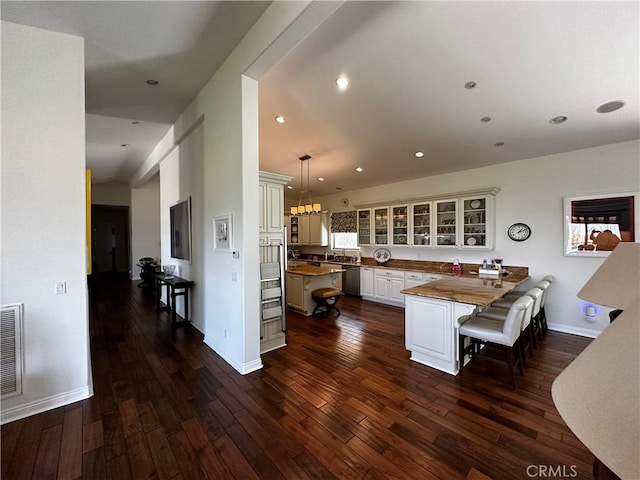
[331, 232, 358, 249]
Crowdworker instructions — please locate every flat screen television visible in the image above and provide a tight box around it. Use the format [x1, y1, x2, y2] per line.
[170, 198, 191, 261]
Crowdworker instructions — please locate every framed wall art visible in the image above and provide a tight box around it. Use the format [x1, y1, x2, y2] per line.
[564, 191, 639, 257]
[213, 214, 233, 252]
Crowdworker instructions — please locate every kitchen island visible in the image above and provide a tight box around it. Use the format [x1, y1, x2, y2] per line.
[286, 264, 345, 316]
[401, 274, 528, 374]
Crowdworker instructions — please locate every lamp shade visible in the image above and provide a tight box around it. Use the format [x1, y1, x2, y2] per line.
[577, 242, 640, 309]
[552, 298, 640, 478]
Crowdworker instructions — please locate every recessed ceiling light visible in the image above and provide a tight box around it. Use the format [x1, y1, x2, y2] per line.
[131, 120, 140, 125]
[146, 79, 159, 86]
[336, 76, 349, 90]
[596, 100, 625, 113]
[414, 151, 424, 158]
[336, 187, 342, 190]
[318, 177, 325, 182]
[287, 185, 293, 190]
[355, 167, 363, 172]
[275, 115, 285, 124]
[480, 117, 492, 123]
[549, 115, 568, 125]
[121, 144, 130, 147]
[494, 142, 505, 147]
[464, 81, 477, 89]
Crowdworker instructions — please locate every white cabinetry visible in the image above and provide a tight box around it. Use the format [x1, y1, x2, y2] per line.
[355, 188, 498, 250]
[360, 266, 374, 296]
[259, 171, 292, 245]
[404, 295, 475, 375]
[374, 268, 404, 306]
[289, 213, 329, 246]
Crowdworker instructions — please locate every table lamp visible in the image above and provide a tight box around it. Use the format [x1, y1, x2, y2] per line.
[552, 242, 640, 479]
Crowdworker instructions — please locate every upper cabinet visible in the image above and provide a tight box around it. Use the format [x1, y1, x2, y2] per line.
[357, 209, 372, 245]
[356, 188, 498, 250]
[411, 202, 432, 247]
[289, 212, 329, 246]
[373, 207, 389, 245]
[259, 171, 293, 245]
[391, 205, 409, 246]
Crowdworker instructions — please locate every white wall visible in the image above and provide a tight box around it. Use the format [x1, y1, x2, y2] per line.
[159, 123, 204, 331]
[306, 140, 640, 337]
[131, 180, 161, 280]
[91, 181, 131, 206]
[132, 1, 341, 374]
[1, 22, 91, 423]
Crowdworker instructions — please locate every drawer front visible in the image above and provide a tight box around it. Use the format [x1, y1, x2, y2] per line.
[374, 268, 404, 279]
[404, 271, 424, 281]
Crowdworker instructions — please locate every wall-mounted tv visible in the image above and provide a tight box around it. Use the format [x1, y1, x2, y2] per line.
[170, 198, 191, 261]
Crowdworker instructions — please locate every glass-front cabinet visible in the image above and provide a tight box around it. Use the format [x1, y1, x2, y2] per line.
[357, 209, 372, 245]
[435, 199, 457, 247]
[391, 205, 409, 246]
[461, 196, 488, 248]
[356, 189, 497, 249]
[411, 202, 431, 247]
[373, 207, 389, 245]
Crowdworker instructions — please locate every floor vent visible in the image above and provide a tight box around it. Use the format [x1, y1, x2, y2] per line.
[1, 304, 24, 397]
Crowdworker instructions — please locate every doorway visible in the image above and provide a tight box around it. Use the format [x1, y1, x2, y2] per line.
[92, 205, 130, 276]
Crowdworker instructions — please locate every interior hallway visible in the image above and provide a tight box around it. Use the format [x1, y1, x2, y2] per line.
[1, 277, 594, 480]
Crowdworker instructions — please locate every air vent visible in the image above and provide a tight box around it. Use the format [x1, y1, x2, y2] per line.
[1, 304, 24, 397]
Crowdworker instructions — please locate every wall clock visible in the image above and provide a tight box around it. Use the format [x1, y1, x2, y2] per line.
[508, 223, 532, 242]
[341, 197, 350, 207]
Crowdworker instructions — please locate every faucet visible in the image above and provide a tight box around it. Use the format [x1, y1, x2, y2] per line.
[288, 249, 296, 259]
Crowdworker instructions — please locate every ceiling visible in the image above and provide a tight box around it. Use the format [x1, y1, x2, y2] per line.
[3, 2, 639, 196]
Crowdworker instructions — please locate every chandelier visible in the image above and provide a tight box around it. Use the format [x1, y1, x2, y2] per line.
[290, 154, 321, 215]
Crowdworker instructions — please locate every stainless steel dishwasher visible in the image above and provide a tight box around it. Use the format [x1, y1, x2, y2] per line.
[342, 265, 361, 297]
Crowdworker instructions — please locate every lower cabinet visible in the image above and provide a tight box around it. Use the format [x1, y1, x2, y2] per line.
[404, 294, 475, 375]
[361, 268, 446, 307]
[286, 272, 341, 316]
[360, 267, 374, 296]
[374, 269, 405, 305]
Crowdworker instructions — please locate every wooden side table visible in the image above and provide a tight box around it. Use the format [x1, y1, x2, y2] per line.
[155, 273, 194, 327]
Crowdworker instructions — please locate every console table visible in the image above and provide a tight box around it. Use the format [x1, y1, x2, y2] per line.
[154, 273, 194, 327]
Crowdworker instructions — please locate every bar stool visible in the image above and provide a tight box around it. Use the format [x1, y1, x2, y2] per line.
[458, 296, 532, 389]
[311, 287, 344, 316]
[478, 288, 542, 364]
[498, 278, 552, 338]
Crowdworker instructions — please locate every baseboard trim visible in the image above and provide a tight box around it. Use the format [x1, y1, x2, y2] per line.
[203, 337, 264, 375]
[548, 322, 601, 339]
[1, 385, 93, 425]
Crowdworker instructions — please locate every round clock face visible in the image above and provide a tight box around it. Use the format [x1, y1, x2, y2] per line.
[341, 197, 349, 207]
[508, 223, 531, 242]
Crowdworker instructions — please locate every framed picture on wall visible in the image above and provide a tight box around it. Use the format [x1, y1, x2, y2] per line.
[213, 214, 233, 252]
[564, 191, 639, 257]
[170, 198, 192, 261]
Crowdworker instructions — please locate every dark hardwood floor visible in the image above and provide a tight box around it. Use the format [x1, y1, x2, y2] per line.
[2, 276, 594, 480]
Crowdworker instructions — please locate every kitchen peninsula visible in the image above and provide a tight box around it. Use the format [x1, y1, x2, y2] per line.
[402, 272, 528, 375]
[286, 264, 344, 316]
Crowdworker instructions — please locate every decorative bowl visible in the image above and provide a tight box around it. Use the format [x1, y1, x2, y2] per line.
[163, 265, 176, 278]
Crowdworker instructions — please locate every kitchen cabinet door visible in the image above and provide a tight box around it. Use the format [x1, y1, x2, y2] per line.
[358, 209, 372, 245]
[373, 207, 389, 245]
[309, 213, 329, 246]
[286, 274, 304, 310]
[435, 199, 458, 247]
[391, 205, 409, 246]
[460, 195, 494, 249]
[411, 202, 432, 247]
[389, 277, 404, 302]
[360, 267, 374, 296]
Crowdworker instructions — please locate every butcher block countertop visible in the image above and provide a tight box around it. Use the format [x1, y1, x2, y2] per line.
[401, 275, 528, 307]
[286, 265, 345, 276]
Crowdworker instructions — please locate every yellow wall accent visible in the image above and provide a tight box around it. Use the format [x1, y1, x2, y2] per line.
[86, 169, 92, 274]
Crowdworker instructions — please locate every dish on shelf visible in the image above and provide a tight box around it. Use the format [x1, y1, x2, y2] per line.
[397, 235, 407, 243]
[373, 248, 391, 264]
[470, 199, 481, 209]
[466, 236, 477, 246]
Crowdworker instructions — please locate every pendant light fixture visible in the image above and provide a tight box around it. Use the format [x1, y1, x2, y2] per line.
[290, 155, 321, 215]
